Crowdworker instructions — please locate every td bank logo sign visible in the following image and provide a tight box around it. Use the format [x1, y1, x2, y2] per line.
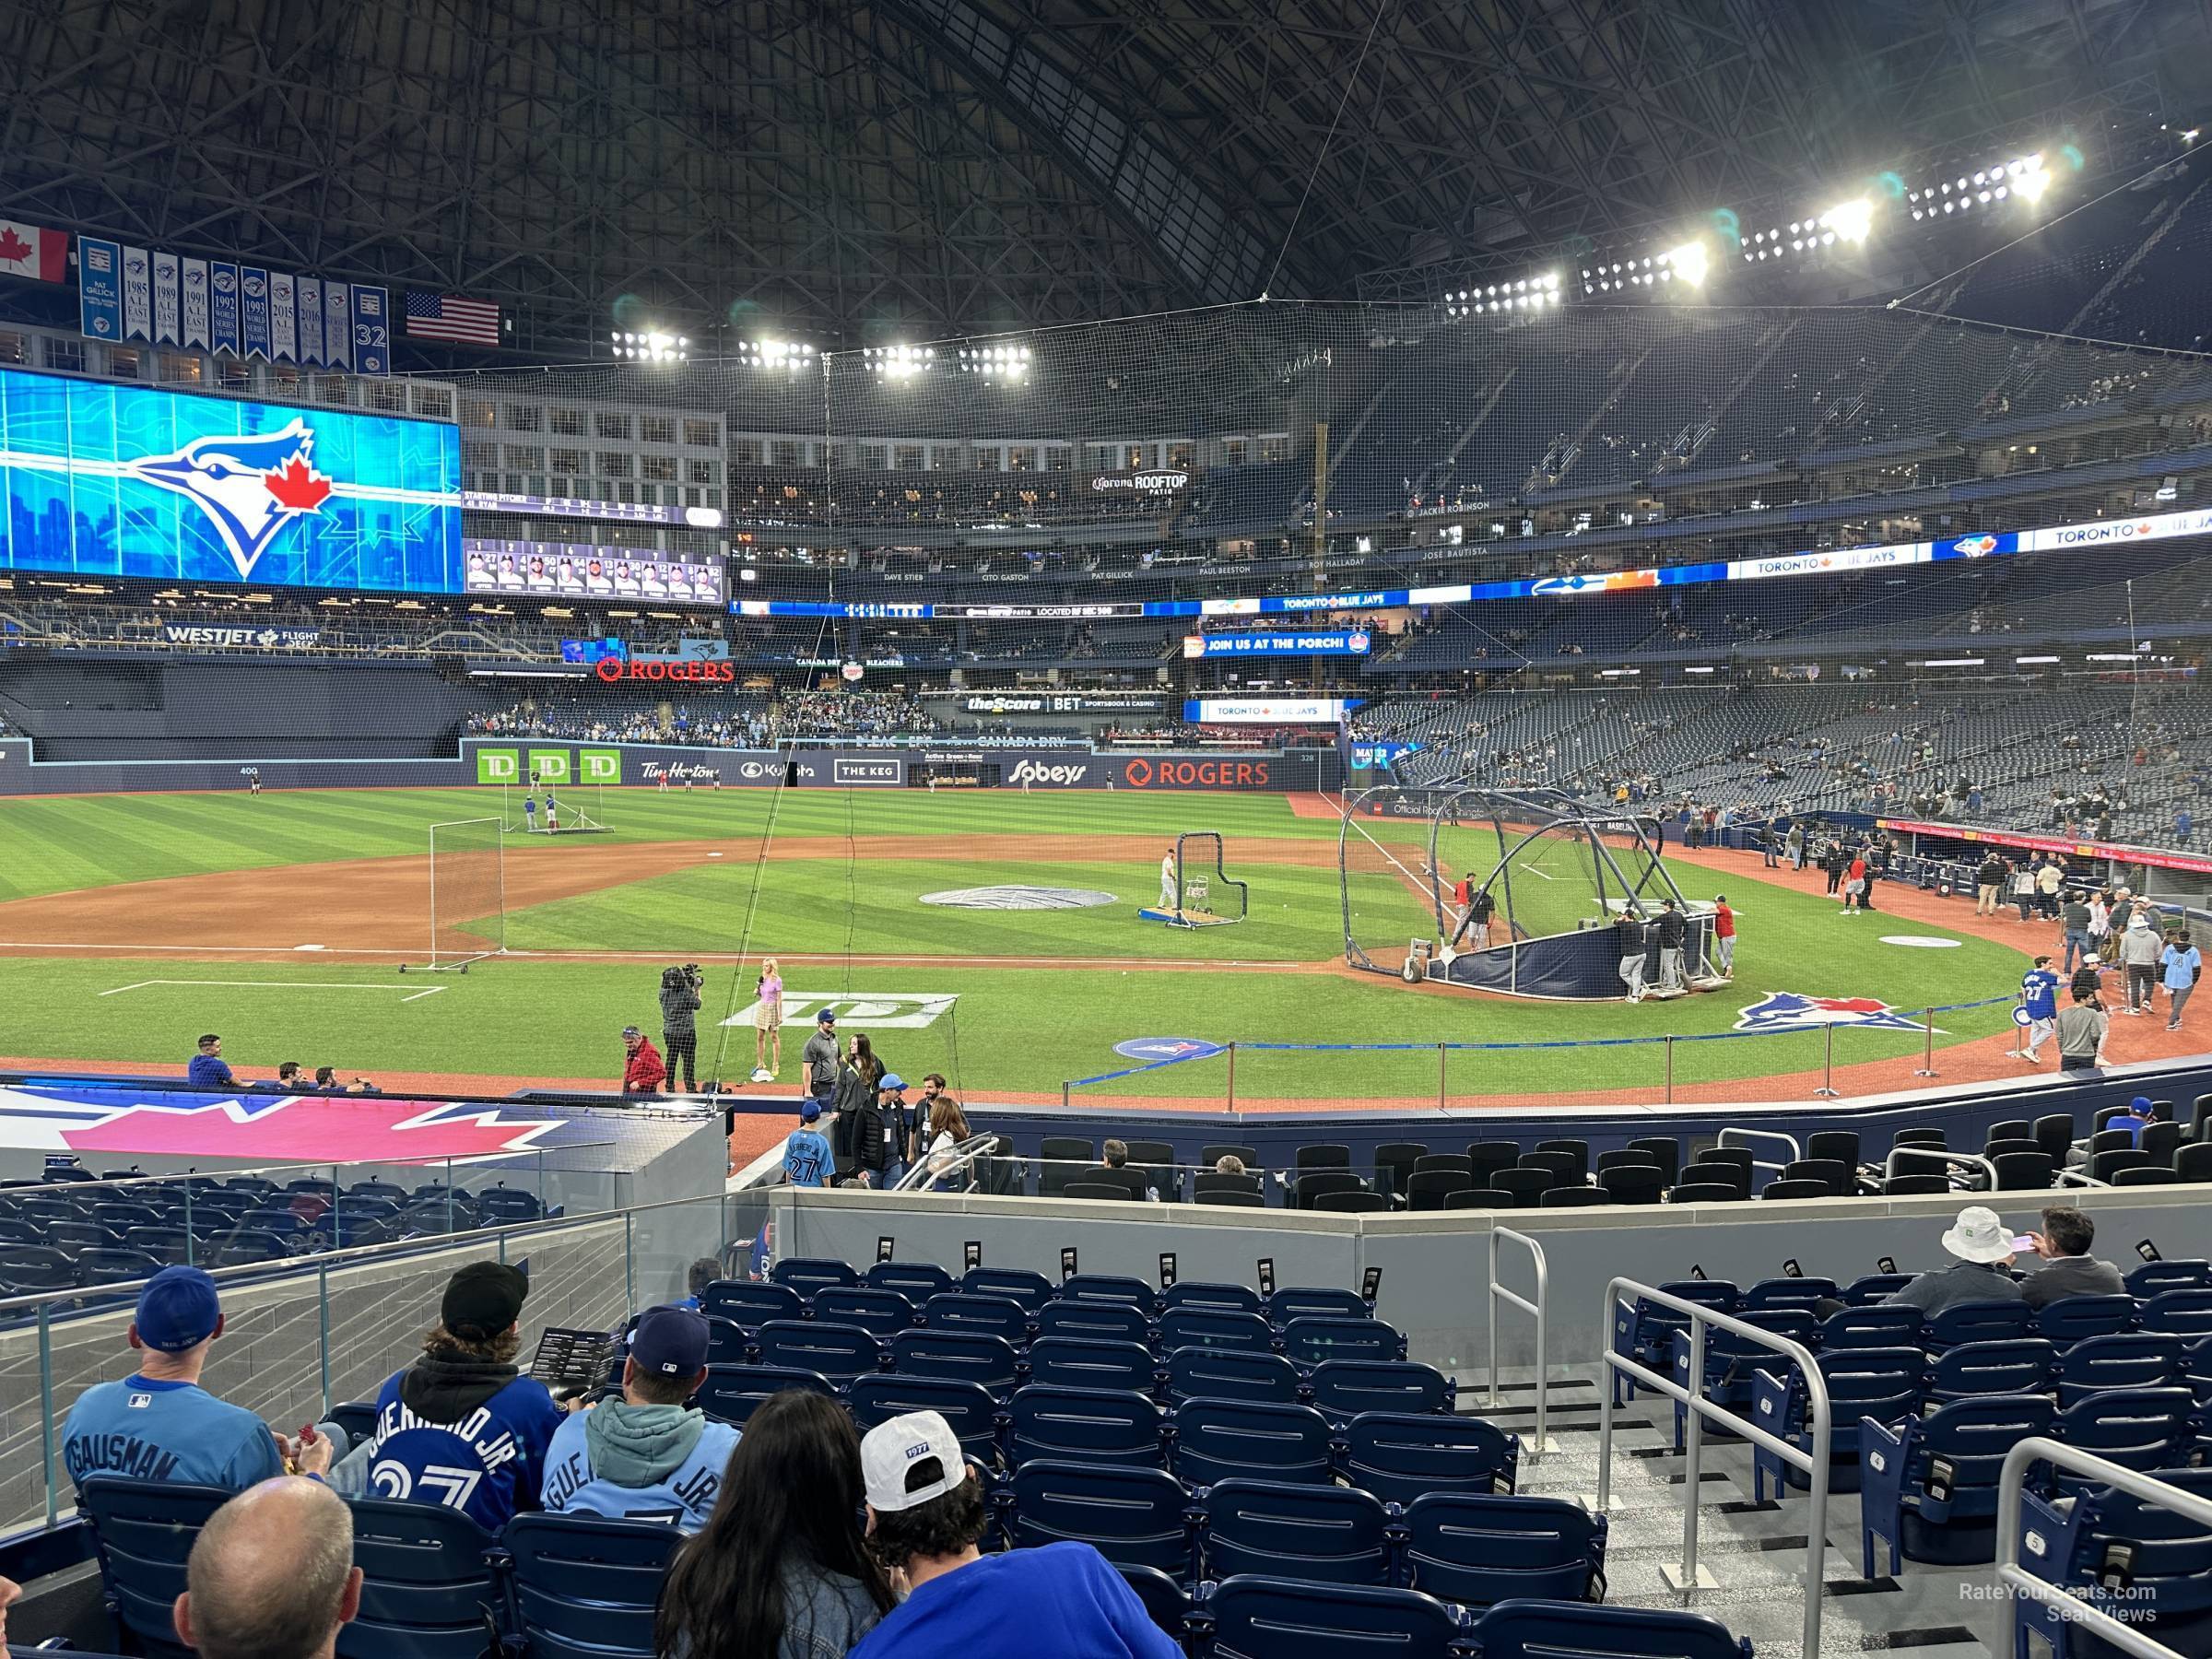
[723, 993, 958, 1030]
[473, 747, 623, 784]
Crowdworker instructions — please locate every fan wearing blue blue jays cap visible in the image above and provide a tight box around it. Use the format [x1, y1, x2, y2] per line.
[540, 1305, 737, 1531]
[62, 1266, 312, 1492]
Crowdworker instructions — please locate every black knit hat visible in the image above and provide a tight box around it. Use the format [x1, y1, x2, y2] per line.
[441, 1262, 529, 1339]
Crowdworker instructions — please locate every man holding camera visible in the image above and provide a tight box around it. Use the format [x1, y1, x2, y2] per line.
[659, 964, 703, 1093]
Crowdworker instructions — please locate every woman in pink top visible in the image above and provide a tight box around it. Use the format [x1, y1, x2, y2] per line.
[753, 959, 783, 1081]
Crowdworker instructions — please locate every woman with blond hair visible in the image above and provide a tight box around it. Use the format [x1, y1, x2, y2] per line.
[752, 958, 783, 1082]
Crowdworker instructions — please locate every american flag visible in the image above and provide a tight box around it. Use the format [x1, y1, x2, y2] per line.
[404, 291, 500, 345]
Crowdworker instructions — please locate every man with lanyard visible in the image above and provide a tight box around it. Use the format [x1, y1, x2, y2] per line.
[2018, 954, 2060, 1065]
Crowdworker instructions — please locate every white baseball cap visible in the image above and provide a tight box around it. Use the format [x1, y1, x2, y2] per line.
[860, 1411, 969, 1512]
[1940, 1206, 2015, 1265]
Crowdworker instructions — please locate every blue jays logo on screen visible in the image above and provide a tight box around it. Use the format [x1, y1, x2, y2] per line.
[0, 364, 462, 592]
[130, 419, 332, 581]
[1733, 993, 1926, 1032]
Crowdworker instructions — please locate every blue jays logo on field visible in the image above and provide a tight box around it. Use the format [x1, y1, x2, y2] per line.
[1734, 993, 1927, 1032]
[128, 418, 334, 582]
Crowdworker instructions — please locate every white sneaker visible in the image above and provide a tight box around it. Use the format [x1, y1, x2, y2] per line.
[750, 1066, 773, 1083]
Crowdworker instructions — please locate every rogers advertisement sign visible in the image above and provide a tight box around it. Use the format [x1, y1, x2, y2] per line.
[1118, 757, 1271, 789]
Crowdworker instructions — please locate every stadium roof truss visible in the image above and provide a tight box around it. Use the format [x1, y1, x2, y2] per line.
[0, 0, 2199, 345]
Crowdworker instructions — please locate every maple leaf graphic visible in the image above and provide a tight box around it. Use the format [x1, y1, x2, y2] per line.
[62, 1096, 559, 1162]
[265, 453, 333, 512]
[0, 228, 30, 265]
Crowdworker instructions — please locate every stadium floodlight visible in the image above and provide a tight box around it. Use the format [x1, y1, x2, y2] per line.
[1823, 198, 1874, 242]
[2016, 168, 2049, 203]
[1663, 240, 1710, 287]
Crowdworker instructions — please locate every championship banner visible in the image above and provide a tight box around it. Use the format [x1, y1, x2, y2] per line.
[349, 285, 390, 375]
[151, 251, 182, 346]
[121, 245, 153, 342]
[323, 281, 351, 369]
[269, 271, 297, 362]
[181, 258, 210, 349]
[296, 276, 324, 365]
[209, 262, 241, 356]
[76, 237, 122, 340]
[241, 266, 271, 359]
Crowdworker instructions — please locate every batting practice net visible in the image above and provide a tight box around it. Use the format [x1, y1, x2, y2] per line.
[420, 817, 505, 971]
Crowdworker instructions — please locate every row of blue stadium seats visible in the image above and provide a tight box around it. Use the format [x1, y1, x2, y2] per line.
[75, 1461, 1750, 1659]
[754, 1258, 1379, 1320]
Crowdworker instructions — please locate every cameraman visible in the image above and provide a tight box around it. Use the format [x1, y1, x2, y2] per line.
[658, 964, 703, 1093]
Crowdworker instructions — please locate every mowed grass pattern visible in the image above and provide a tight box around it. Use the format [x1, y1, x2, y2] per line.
[0, 783, 2028, 1097]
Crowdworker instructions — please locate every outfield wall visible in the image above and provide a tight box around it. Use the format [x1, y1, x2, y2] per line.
[0, 735, 1337, 797]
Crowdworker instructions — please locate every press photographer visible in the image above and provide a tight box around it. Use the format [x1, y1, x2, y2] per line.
[659, 964, 703, 1093]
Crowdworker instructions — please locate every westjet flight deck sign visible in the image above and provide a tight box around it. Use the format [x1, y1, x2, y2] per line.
[0, 365, 461, 592]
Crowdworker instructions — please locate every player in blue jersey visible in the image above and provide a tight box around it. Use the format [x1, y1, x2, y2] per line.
[523, 792, 538, 832]
[2019, 954, 2061, 1065]
[541, 1305, 736, 1531]
[353, 1263, 562, 1531]
[782, 1100, 835, 1187]
[62, 1266, 317, 1492]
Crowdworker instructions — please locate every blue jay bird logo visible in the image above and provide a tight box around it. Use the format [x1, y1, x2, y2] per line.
[1734, 992, 1930, 1032]
[128, 420, 333, 582]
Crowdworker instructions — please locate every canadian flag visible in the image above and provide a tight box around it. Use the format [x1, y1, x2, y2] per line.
[0, 220, 67, 283]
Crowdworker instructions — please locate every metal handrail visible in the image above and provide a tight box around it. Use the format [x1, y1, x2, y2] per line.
[1995, 1437, 2212, 1659]
[1485, 1228, 1549, 1460]
[893, 1133, 1003, 1193]
[1598, 1277, 1830, 1659]
[1882, 1145, 1997, 1186]
[1719, 1127, 1801, 1177]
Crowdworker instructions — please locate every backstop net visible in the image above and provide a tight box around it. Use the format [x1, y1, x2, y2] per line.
[423, 818, 504, 971]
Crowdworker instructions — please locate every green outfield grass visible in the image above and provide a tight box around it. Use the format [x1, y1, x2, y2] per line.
[0, 785, 2030, 1099]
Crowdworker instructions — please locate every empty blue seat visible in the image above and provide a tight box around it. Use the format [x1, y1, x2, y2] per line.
[75, 1246, 166, 1288]
[1340, 1409, 1519, 1505]
[696, 1364, 838, 1424]
[1163, 1281, 1264, 1315]
[1265, 1287, 1372, 1324]
[1035, 1299, 1155, 1348]
[1926, 1338, 2056, 1404]
[1280, 1315, 1405, 1367]
[1027, 1336, 1159, 1395]
[1925, 1298, 2036, 1353]
[503, 1512, 677, 1659]
[866, 1259, 954, 1300]
[1609, 1280, 1738, 1405]
[5, 1243, 88, 1289]
[960, 1265, 1054, 1309]
[1748, 1346, 1924, 1501]
[1194, 1575, 1463, 1659]
[2034, 1294, 2136, 1345]
[1165, 1347, 1303, 1406]
[1668, 1310, 1817, 1449]
[701, 1315, 751, 1367]
[1159, 1308, 1277, 1356]
[341, 1498, 500, 1659]
[890, 1328, 1021, 1399]
[848, 1374, 1002, 1464]
[811, 1286, 920, 1337]
[474, 1187, 541, 1224]
[1818, 1305, 1924, 1349]
[213, 1229, 290, 1267]
[2054, 1334, 2185, 1408]
[1119, 1563, 1192, 1643]
[2015, 1466, 2212, 1659]
[1862, 1394, 2058, 1571]
[1739, 1276, 1837, 1313]
[1307, 1359, 1453, 1423]
[2128, 1261, 2212, 1298]
[1199, 1477, 1393, 1586]
[78, 1477, 228, 1659]
[700, 1279, 805, 1329]
[755, 1319, 882, 1384]
[2142, 1288, 2212, 1341]
[1058, 1273, 1161, 1313]
[2053, 1387, 2196, 1492]
[923, 1292, 1032, 1346]
[1466, 1599, 1751, 1659]
[1005, 1460, 1194, 1578]
[1172, 1397, 1335, 1489]
[1400, 1494, 1607, 1606]
[1006, 1384, 1166, 1468]
[770, 1255, 859, 1297]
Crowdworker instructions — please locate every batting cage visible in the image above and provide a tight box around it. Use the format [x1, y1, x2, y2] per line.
[1341, 784, 1714, 999]
[1136, 831, 1249, 927]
